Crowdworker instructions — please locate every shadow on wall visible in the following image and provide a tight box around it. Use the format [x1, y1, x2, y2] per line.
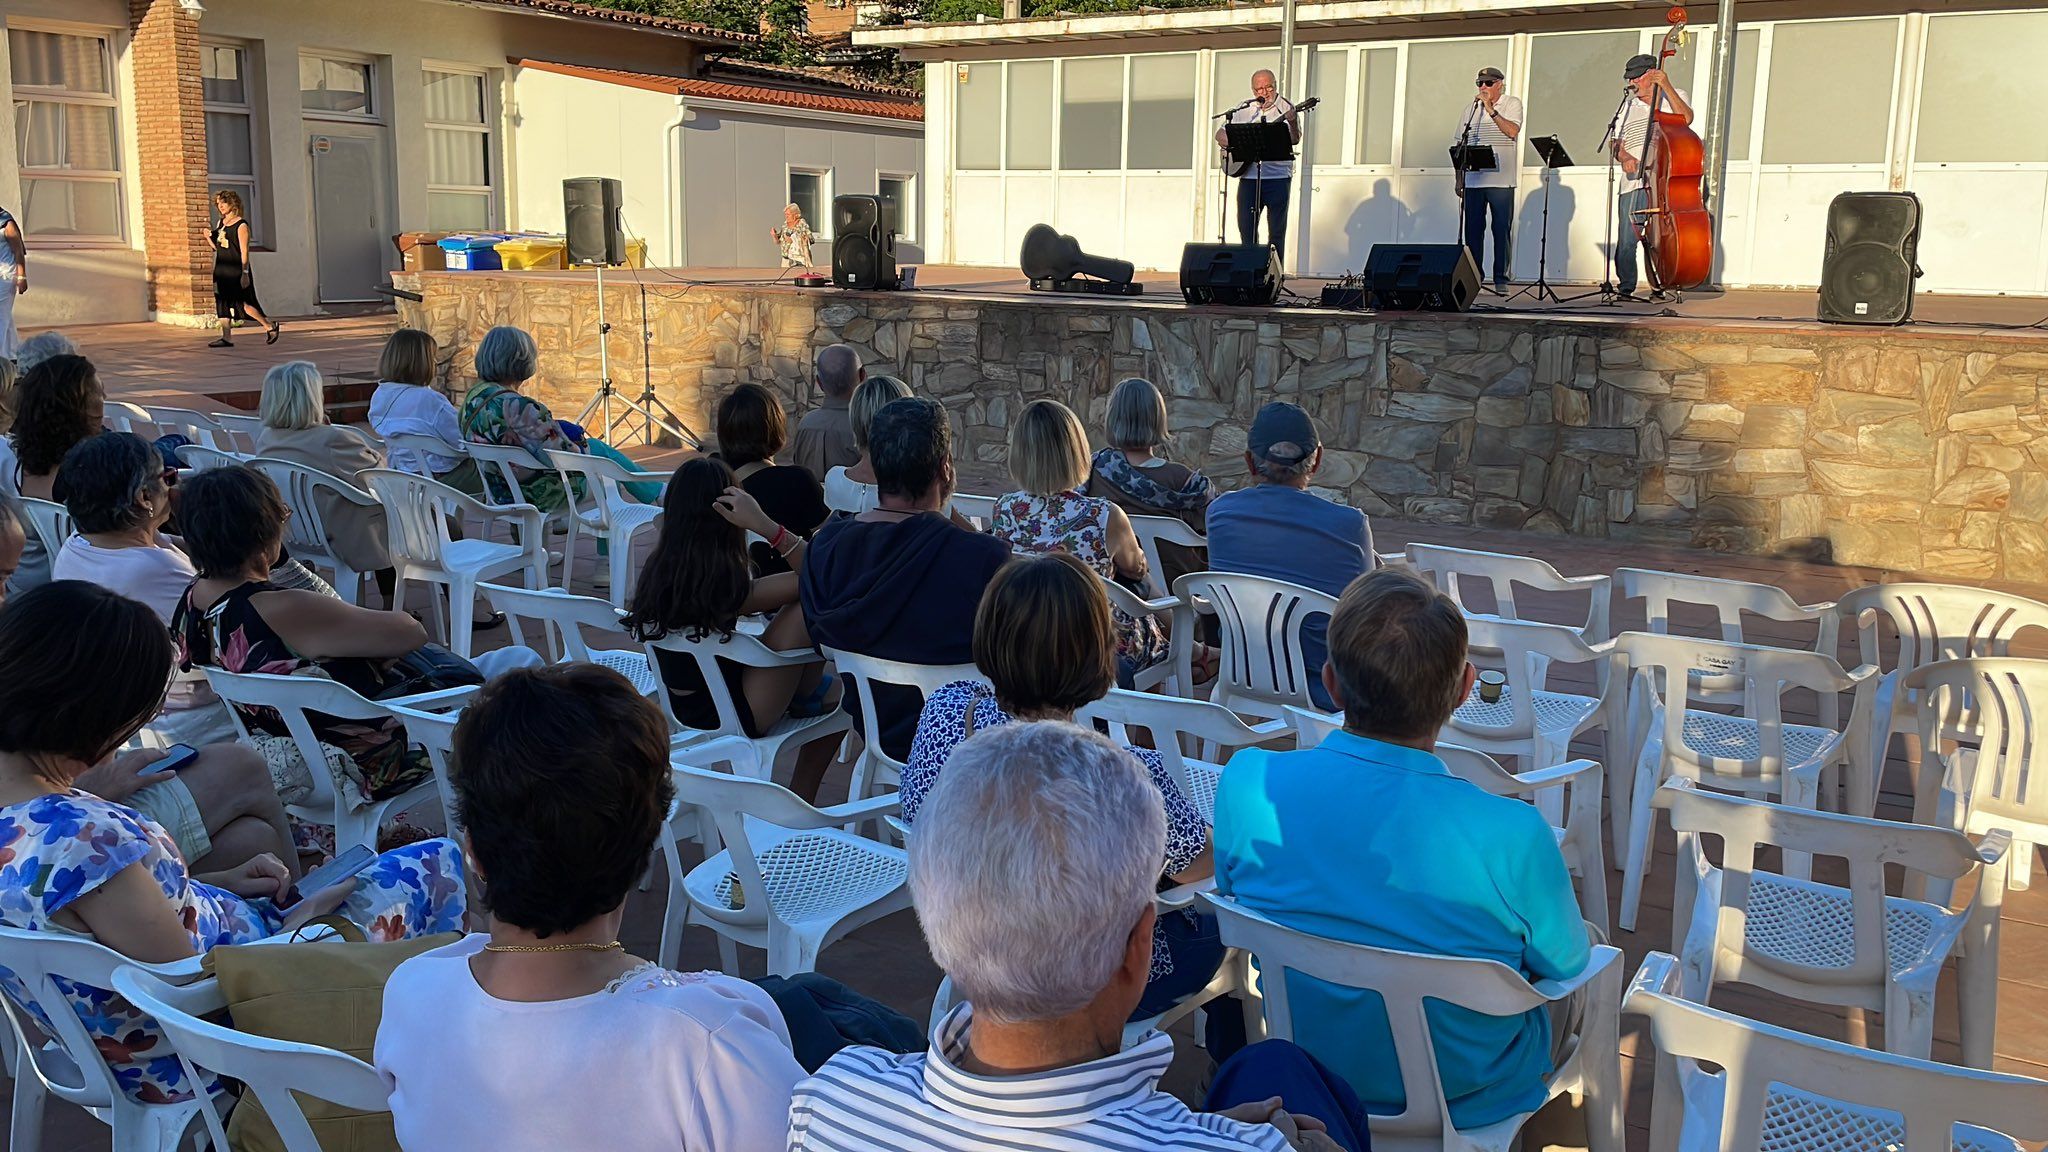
[1513, 175, 1578, 283]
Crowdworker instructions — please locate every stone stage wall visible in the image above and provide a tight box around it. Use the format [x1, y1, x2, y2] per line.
[395, 270, 2048, 585]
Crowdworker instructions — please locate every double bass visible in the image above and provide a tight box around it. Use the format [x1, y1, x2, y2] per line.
[1635, 8, 1712, 290]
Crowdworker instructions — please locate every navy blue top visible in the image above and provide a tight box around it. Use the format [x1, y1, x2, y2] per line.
[1205, 484, 1372, 710]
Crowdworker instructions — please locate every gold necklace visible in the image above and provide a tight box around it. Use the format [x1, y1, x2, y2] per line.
[481, 940, 625, 954]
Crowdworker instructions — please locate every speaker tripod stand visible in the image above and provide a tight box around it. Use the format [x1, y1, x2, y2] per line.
[575, 261, 689, 448]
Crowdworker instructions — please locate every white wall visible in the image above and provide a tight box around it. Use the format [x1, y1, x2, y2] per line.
[680, 108, 923, 267]
[510, 66, 683, 263]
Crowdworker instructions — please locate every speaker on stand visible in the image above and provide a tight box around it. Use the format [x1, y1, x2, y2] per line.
[563, 176, 625, 267]
[560, 177, 689, 448]
[833, 195, 899, 289]
[1362, 244, 1481, 312]
[1817, 191, 1922, 325]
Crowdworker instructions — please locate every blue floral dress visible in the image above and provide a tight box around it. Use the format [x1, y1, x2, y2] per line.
[990, 489, 1172, 673]
[0, 791, 467, 1104]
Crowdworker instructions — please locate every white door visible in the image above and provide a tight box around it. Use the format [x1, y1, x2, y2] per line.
[308, 127, 390, 303]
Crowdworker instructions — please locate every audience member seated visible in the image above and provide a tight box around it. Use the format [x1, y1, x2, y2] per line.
[904, 552, 1222, 1019]
[171, 464, 539, 807]
[0, 580, 467, 1106]
[1213, 568, 1590, 1128]
[790, 721, 1362, 1152]
[1205, 401, 1372, 711]
[823, 373, 909, 515]
[1087, 376, 1213, 592]
[377, 664, 803, 1150]
[790, 343, 863, 482]
[992, 399, 1174, 684]
[13, 330, 77, 376]
[800, 397, 1009, 761]
[2, 353, 101, 598]
[0, 489, 21, 598]
[626, 457, 837, 801]
[460, 325, 657, 511]
[713, 382, 827, 576]
[369, 327, 480, 488]
[52, 431, 191, 623]
[254, 360, 395, 603]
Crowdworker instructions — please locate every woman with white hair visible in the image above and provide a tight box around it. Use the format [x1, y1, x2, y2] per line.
[789, 721, 1364, 1152]
[770, 202, 815, 269]
[459, 324, 657, 512]
[253, 360, 394, 602]
[1087, 376, 1213, 590]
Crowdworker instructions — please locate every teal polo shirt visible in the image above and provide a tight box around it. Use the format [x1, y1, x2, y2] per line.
[1213, 729, 1588, 1129]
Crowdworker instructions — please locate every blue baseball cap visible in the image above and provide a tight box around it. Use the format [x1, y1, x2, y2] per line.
[1248, 401, 1319, 464]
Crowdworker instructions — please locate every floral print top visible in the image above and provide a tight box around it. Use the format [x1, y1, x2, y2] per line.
[990, 489, 1171, 671]
[0, 791, 468, 1103]
[459, 381, 575, 512]
[902, 680, 1207, 981]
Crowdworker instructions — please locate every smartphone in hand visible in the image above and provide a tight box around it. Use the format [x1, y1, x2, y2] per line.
[154, 744, 201, 773]
[278, 844, 375, 909]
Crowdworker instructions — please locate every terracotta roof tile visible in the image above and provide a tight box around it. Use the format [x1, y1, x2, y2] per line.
[464, 0, 758, 44]
[512, 58, 924, 122]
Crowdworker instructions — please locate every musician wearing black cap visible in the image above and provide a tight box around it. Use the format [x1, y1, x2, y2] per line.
[1608, 53, 1693, 300]
[1454, 67, 1523, 296]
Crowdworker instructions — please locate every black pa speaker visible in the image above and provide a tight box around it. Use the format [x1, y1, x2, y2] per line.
[832, 195, 899, 289]
[563, 177, 625, 266]
[1180, 243, 1281, 306]
[1818, 191, 1922, 325]
[1363, 244, 1480, 312]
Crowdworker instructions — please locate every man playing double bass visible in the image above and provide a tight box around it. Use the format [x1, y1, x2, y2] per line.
[1609, 52, 1693, 300]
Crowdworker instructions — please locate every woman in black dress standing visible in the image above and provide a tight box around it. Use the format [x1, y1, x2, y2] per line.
[209, 190, 279, 348]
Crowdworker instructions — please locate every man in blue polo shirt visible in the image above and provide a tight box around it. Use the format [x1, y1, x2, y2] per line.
[1213, 568, 1589, 1128]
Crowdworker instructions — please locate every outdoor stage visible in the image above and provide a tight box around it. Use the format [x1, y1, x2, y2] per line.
[392, 263, 2048, 588]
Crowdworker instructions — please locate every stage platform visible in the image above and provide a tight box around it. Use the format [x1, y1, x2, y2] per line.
[394, 261, 2048, 590]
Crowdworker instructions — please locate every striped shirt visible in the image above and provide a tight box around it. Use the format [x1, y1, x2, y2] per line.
[787, 1004, 1295, 1151]
[1454, 95, 1523, 189]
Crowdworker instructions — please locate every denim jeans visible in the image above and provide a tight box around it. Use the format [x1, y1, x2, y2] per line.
[1616, 187, 1649, 294]
[1237, 177, 1293, 255]
[1205, 1040, 1374, 1152]
[1462, 185, 1514, 286]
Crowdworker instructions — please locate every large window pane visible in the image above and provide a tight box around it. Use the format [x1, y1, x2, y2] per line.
[424, 71, 486, 125]
[204, 111, 254, 175]
[1213, 48, 1281, 110]
[789, 171, 825, 236]
[1401, 38, 1511, 167]
[201, 46, 246, 104]
[1357, 47, 1396, 166]
[7, 30, 111, 94]
[1006, 61, 1053, 170]
[429, 191, 492, 232]
[1060, 57, 1124, 170]
[1711, 28, 1762, 163]
[21, 177, 121, 237]
[1128, 54, 1195, 170]
[1523, 31, 1638, 168]
[15, 102, 120, 172]
[1762, 19, 1896, 165]
[1308, 49, 1348, 166]
[1916, 12, 2048, 163]
[955, 63, 1001, 171]
[301, 56, 373, 115]
[879, 175, 914, 240]
[428, 127, 488, 187]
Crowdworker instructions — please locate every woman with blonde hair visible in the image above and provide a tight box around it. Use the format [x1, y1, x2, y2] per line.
[253, 360, 395, 602]
[822, 373, 910, 515]
[207, 190, 279, 348]
[770, 202, 815, 269]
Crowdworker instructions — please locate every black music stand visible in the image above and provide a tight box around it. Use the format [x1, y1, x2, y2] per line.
[1508, 135, 1573, 305]
[1225, 120, 1297, 264]
[1448, 144, 1499, 178]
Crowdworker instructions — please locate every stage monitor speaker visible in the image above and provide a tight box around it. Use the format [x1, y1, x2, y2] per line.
[833, 195, 899, 289]
[1180, 243, 1281, 306]
[1363, 244, 1479, 312]
[563, 177, 625, 266]
[1818, 191, 1921, 325]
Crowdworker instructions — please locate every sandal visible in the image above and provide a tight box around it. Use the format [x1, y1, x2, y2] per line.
[266, 324, 282, 345]
[208, 337, 234, 348]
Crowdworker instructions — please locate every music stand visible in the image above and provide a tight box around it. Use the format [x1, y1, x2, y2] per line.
[1507, 135, 1573, 305]
[1448, 144, 1499, 177]
[1225, 120, 1297, 265]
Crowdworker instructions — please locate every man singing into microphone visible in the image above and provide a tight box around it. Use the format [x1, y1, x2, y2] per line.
[1609, 53, 1692, 300]
[1454, 66, 1522, 295]
[1214, 69, 1302, 259]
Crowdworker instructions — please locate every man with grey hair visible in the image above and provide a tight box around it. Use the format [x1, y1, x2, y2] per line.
[1204, 401, 1372, 711]
[14, 330, 77, 375]
[789, 343, 863, 482]
[788, 721, 1365, 1152]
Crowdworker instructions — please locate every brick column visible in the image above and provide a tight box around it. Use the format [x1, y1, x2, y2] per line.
[129, 0, 214, 321]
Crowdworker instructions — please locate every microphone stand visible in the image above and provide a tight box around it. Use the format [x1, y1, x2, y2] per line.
[1453, 98, 1479, 245]
[1211, 98, 1254, 245]
[1564, 87, 1636, 306]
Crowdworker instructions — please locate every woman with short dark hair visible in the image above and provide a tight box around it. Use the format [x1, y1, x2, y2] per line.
[1, 354, 101, 598]
[376, 664, 803, 1150]
[715, 383, 826, 575]
[0, 580, 466, 1106]
[51, 431, 191, 624]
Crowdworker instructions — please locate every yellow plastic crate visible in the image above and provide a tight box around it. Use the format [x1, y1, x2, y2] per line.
[494, 236, 566, 271]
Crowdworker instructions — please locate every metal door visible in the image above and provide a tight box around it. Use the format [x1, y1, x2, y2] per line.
[308, 128, 389, 303]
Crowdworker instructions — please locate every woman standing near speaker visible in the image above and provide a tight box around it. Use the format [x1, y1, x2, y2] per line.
[208, 191, 279, 349]
[770, 203, 814, 270]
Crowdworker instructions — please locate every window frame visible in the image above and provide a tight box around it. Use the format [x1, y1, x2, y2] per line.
[299, 50, 379, 122]
[8, 19, 126, 247]
[877, 171, 916, 242]
[787, 165, 834, 243]
[201, 39, 267, 248]
[421, 63, 498, 231]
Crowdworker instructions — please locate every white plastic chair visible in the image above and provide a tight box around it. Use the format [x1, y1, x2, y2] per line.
[200, 667, 462, 855]
[1448, 616, 1614, 793]
[1078, 687, 1275, 823]
[545, 448, 664, 606]
[206, 411, 264, 454]
[464, 441, 576, 543]
[112, 968, 388, 1152]
[176, 444, 244, 472]
[143, 405, 233, 451]
[362, 468, 547, 657]
[1288, 707, 1611, 934]
[823, 648, 984, 804]
[1407, 542, 1612, 642]
[1202, 891, 1624, 1152]
[1655, 779, 2007, 1067]
[949, 491, 997, 528]
[1626, 950, 2046, 1152]
[383, 432, 468, 478]
[645, 630, 852, 783]
[1100, 575, 1183, 694]
[0, 927, 207, 1152]
[1611, 631, 1877, 932]
[1127, 512, 1207, 599]
[17, 497, 71, 560]
[102, 400, 153, 435]
[664, 749, 911, 975]
[246, 456, 384, 605]
[478, 581, 657, 694]
[1171, 570, 1339, 727]
[1906, 656, 2048, 892]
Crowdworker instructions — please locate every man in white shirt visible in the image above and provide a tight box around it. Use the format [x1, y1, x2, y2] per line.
[1609, 53, 1694, 300]
[1455, 67, 1523, 295]
[1214, 70, 1302, 260]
